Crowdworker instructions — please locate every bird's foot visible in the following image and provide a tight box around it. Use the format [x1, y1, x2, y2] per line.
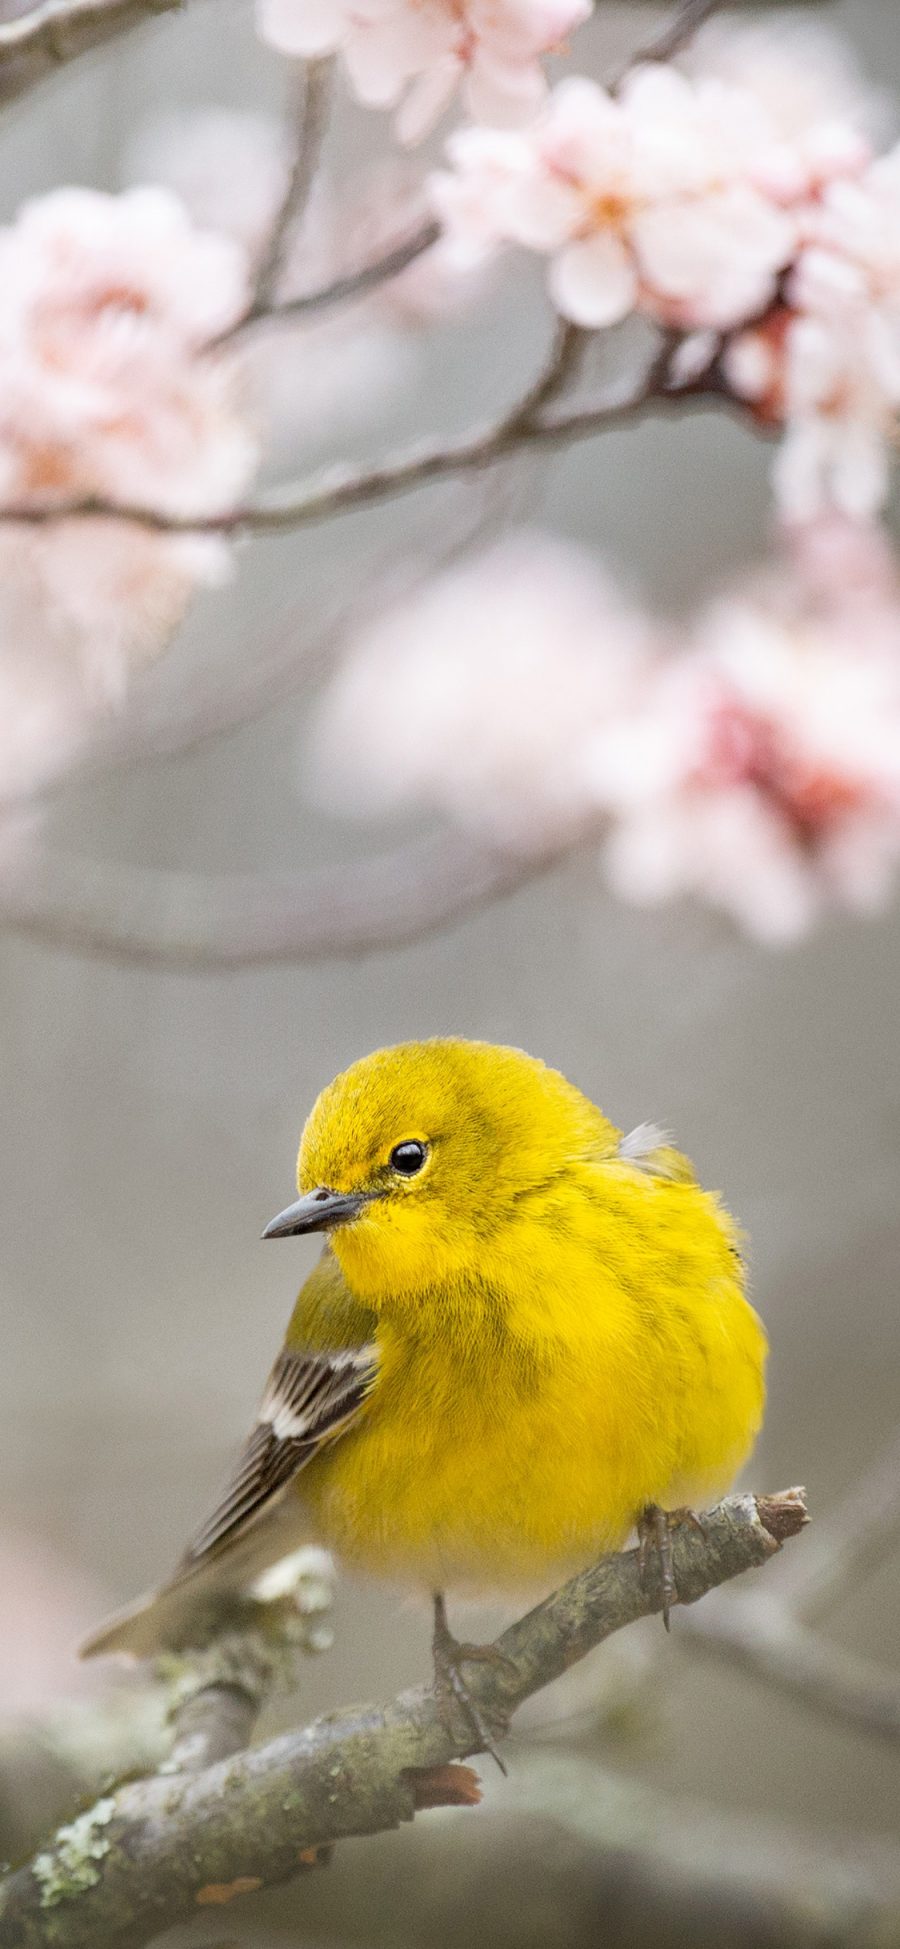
[431, 1593, 514, 1776]
[637, 1504, 707, 1630]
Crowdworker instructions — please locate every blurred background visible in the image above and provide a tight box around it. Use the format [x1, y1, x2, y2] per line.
[0, 3, 899, 1944]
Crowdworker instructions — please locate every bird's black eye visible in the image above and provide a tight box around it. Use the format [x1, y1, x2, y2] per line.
[390, 1140, 428, 1177]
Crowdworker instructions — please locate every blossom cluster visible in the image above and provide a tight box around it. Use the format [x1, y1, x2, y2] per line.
[258, 0, 591, 144]
[728, 149, 900, 522]
[432, 66, 799, 333]
[432, 27, 881, 324]
[250, 2, 900, 517]
[0, 109, 485, 799]
[423, 17, 900, 521]
[0, 185, 258, 794]
[309, 526, 900, 944]
[0, 186, 255, 520]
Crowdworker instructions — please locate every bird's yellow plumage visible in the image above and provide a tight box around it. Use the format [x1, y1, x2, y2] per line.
[82, 1038, 766, 1659]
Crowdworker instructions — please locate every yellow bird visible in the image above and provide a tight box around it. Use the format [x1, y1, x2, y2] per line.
[83, 1038, 766, 1754]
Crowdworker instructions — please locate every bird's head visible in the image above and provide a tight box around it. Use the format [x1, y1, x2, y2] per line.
[263, 1038, 614, 1299]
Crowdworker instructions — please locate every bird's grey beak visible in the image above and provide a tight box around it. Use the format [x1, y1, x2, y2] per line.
[261, 1188, 369, 1239]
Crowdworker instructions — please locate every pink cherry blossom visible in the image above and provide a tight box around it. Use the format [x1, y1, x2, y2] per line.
[0, 187, 256, 519]
[432, 67, 796, 330]
[308, 533, 657, 854]
[258, 0, 591, 144]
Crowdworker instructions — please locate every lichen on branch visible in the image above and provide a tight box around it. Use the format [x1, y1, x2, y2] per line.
[0, 1487, 807, 1949]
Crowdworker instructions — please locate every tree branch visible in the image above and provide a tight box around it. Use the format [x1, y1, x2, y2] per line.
[0, 1489, 807, 1949]
[0, 0, 180, 106]
[0, 325, 628, 971]
[626, 0, 725, 69]
[0, 345, 721, 539]
[0, 826, 551, 968]
[233, 57, 334, 332]
[224, 219, 443, 339]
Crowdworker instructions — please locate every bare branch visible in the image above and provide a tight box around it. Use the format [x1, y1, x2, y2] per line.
[0, 343, 719, 539]
[500, 318, 589, 429]
[612, 0, 724, 86]
[672, 1430, 900, 1747]
[0, 827, 551, 968]
[0, 1489, 807, 1949]
[164, 1639, 276, 1776]
[234, 57, 334, 332]
[0, 0, 180, 106]
[225, 219, 443, 338]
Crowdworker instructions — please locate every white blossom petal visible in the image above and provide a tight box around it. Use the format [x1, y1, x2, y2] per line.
[548, 233, 637, 327]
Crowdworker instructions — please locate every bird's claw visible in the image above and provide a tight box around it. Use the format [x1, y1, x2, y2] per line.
[637, 1504, 706, 1629]
[431, 1594, 510, 1774]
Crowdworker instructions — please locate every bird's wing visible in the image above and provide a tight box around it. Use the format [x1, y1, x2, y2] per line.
[180, 1340, 379, 1569]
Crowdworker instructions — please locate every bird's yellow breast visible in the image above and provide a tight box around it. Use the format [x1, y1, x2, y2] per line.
[296, 1160, 767, 1591]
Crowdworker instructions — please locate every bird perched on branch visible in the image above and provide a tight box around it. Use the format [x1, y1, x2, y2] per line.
[82, 1038, 767, 1760]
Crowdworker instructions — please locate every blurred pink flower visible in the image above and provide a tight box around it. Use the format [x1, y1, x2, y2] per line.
[0, 520, 227, 801]
[432, 68, 796, 330]
[308, 533, 657, 853]
[682, 14, 878, 203]
[258, 0, 591, 143]
[592, 551, 900, 941]
[310, 523, 900, 943]
[0, 187, 256, 518]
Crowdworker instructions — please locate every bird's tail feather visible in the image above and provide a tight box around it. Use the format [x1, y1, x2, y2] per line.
[80, 1500, 318, 1659]
[79, 1569, 218, 1660]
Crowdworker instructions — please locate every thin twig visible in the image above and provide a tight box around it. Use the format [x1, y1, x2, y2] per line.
[0, 345, 712, 539]
[0, 0, 179, 105]
[500, 319, 589, 431]
[673, 1422, 900, 1745]
[224, 220, 442, 340]
[0, 338, 718, 972]
[0, 316, 595, 817]
[0, 1490, 807, 1949]
[236, 57, 333, 331]
[612, 0, 725, 88]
